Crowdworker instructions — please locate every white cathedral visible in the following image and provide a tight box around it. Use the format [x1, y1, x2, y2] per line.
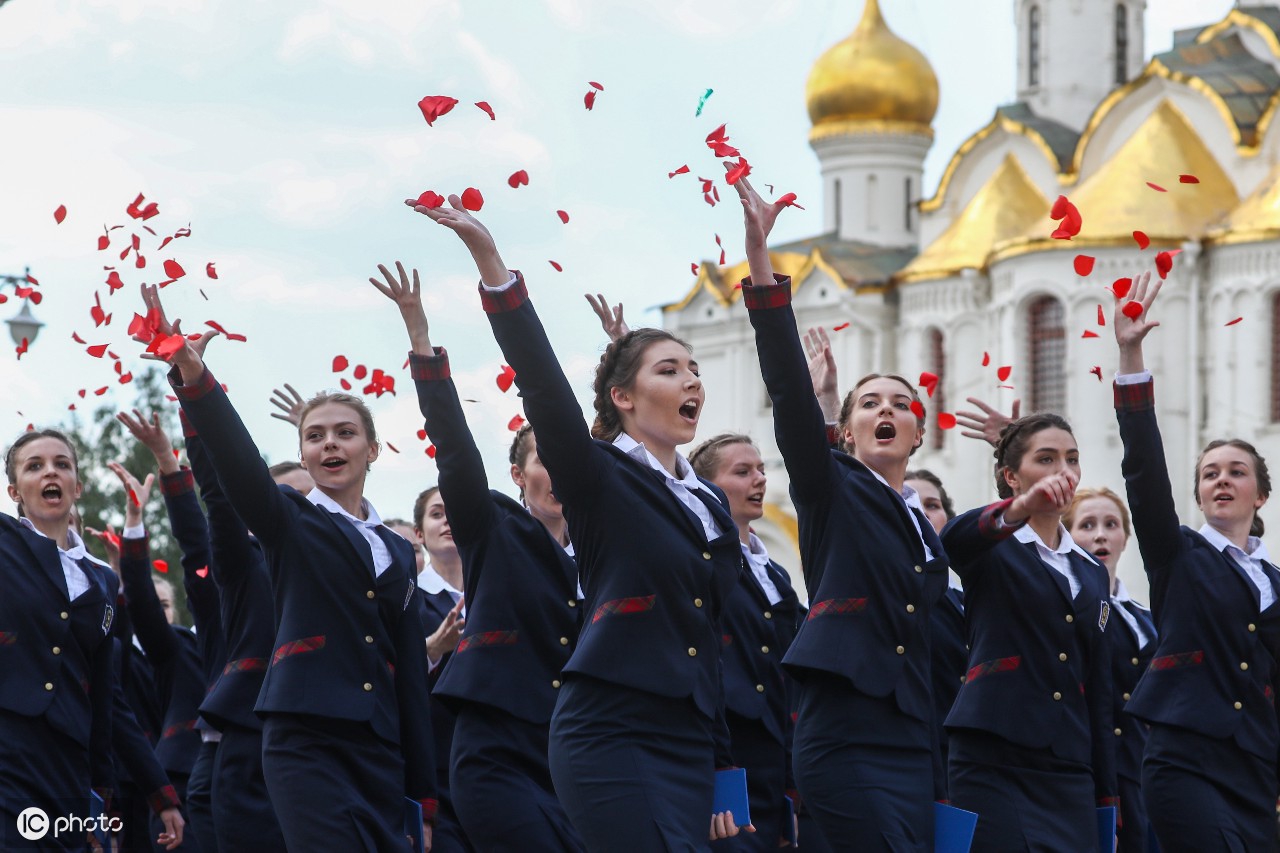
[663, 0, 1280, 601]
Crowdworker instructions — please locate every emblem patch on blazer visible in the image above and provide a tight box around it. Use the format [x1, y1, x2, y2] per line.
[101, 603, 114, 635]
[403, 578, 415, 610]
[1098, 601, 1110, 632]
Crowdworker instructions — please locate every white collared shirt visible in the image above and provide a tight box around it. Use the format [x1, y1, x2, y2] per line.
[21, 517, 93, 599]
[1111, 578, 1153, 648]
[612, 433, 725, 542]
[307, 489, 392, 577]
[741, 533, 783, 605]
[865, 468, 935, 562]
[1198, 524, 1276, 610]
[1014, 523, 1092, 599]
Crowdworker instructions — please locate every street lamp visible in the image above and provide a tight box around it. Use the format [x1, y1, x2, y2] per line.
[0, 268, 45, 347]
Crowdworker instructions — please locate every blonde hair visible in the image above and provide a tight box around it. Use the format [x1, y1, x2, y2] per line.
[1064, 486, 1131, 540]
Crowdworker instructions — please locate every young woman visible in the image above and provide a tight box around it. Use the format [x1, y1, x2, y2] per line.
[134, 284, 437, 852]
[0, 429, 133, 851]
[1065, 487, 1157, 853]
[1112, 271, 1280, 851]
[373, 260, 583, 851]
[732, 171, 948, 850]
[942, 416, 1117, 850]
[406, 194, 748, 850]
[689, 433, 802, 851]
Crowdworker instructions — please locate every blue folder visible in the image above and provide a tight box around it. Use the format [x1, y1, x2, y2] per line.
[404, 798, 424, 853]
[782, 795, 796, 846]
[934, 802, 978, 853]
[1097, 806, 1116, 851]
[89, 790, 107, 846]
[712, 768, 751, 829]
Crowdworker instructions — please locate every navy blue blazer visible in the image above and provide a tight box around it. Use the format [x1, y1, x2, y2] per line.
[184, 425, 275, 733]
[0, 513, 118, 790]
[481, 275, 739, 765]
[119, 530, 206, 777]
[171, 366, 437, 809]
[1109, 598, 1156, 782]
[110, 638, 182, 815]
[930, 587, 967, 766]
[112, 602, 163, 745]
[942, 503, 1118, 801]
[417, 585, 460, 784]
[412, 348, 581, 724]
[1116, 378, 1280, 770]
[742, 276, 949, 726]
[721, 554, 800, 747]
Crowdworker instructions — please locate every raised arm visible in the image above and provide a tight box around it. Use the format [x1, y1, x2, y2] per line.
[1111, 272, 1183, 601]
[112, 463, 180, 669]
[940, 472, 1078, 577]
[405, 195, 604, 504]
[181, 413, 258, 592]
[371, 261, 495, 548]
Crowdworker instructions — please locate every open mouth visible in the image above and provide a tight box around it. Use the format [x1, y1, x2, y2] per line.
[1214, 493, 1233, 503]
[679, 400, 699, 423]
[41, 484, 62, 501]
[874, 422, 896, 441]
[746, 492, 764, 506]
[1094, 548, 1111, 559]
[321, 457, 347, 471]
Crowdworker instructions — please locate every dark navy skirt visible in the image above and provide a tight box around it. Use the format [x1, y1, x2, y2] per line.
[711, 712, 787, 852]
[0, 710, 91, 851]
[548, 675, 715, 852]
[211, 722, 285, 852]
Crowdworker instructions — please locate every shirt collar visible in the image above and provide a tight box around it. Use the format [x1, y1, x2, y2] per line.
[1198, 523, 1270, 562]
[20, 517, 88, 560]
[1112, 576, 1134, 603]
[612, 434, 705, 492]
[417, 563, 462, 596]
[1014, 522, 1093, 560]
[742, 531, 770, 563]
[865, 466, 923, 512]
[307, 488, 382, 530]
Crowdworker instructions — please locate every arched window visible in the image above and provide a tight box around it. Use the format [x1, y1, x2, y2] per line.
[928, 327, 946, 450]
[1028, 6, 1041, 87]
[1028, 296, 1066, 414]
[1114, 4, 1128, 85]
[1271, 292, 1280, 422]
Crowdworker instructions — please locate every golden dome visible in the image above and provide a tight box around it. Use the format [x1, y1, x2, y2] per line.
[806, 0, 939, 139]
[1207, 160, 1280, 246]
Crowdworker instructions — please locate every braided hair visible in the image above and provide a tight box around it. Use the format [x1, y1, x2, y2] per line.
[992, 412, 1074, 499]
[591, 328, 692, 441]
[508, 423, 535, 501]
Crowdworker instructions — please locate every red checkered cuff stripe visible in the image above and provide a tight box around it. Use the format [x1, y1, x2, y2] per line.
[741, 274, 792, 310]
[418, 797, 438, 824]
[120, 535, 150, 561]
[409, 348, 450, 381]
[159, 468, 194, 497]
[977, 498, 1023, 540]
[478, 271, 528, 313]
[1113, 378, 1154, 411]
[148, 785, 181, 815]
[162, 719, 197, 740]
[171, 364, 219, 401]
[825, 424, 840, 448]
[178, 409, 197, 439]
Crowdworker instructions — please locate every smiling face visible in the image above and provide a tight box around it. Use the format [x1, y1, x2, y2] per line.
[298, 402, 378, 496]
[841, 377, 924, 469]
[612, 339, 704, 453]
[708, 441, 767, 531]
[905, 477, 948, 534]
[1197, 444, 1267, 533]
[1001, 427, 1080, 500]
[7, 436, 82, 532]
[415, 491, 455, 564]
[1067, 495, 1129, 581]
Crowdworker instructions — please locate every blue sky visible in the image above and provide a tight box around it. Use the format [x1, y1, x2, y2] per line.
[0, 0, 1232, 518]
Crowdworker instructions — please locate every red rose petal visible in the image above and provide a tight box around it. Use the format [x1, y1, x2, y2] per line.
[777, 192, 805, 209]
[1155, 250, 1174, 280]
[386, 442, 400, 453]
[706, 123, 728, 144]
[426, 444, 437, 458]
[1090, 366, 1103, 382]
[668, 165, 690, 178]
[332, 355, 348, 372]
[1226, 317, 1244, 326]
[1146, 182, 1167, 192]
[98, 235, 110, 251]
[1179, 174, 1199, 184]
[195, 566, 209, 579]
[588, 81, 604, 90]
[996, 365, 1012, 382]
[1050, 195, 1070, 219]
[163, 259, 185, 279]
[832, 322, 850, 331]
[152, 559, 167, 573]
[353, 364, 367, 380]
[14, 338, 28, 359]
[557, 210, 569, 224]
[72, 332, 86, 344]
[1081, 330, 1099, 338]
[339, 378, 351, 391]
[475, 101, 495, 120]
[584, 90, 597, 110]
[918, 371, 939, 397]
[418, 95, 459, 126]
[106, 271, 125, 292]
[507, 170, 529, 189]
[690, 263, 699, 276]
[1073, 255, 1095, 276]
[507, 414, 525, 431]
[1097, 305, 1106, 326]
[416, 428, 427, 441]
[549, 260, 563, 272]
[981, 352, 990, 367]
[117, 372, 132, 385]
[206, 262, 218, 279]
[725, 157, 752, 185]
[460, 187, 484, 211]
[496, 365, 516, 392]
[909, 400, 925, 419]
[937, 413, 956, 430]
[86, 344, 108, 358]
[53, 205, 67, 224]
[1111, 277, 1133, 299]
[415, 190, 445, 209]
[1122, 300, 1143, 319]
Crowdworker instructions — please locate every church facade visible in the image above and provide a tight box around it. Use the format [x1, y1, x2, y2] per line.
[663, 1, 1280, 600]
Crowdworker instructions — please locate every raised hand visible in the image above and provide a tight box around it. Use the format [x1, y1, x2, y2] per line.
[134, 284, 215, 384]
[269, 384, 307, 426]
[107, 461, 155, 528]
[728, 167, 787, 252]
[1008, 470, 1079, 523]
[1114, 270, 1161, 374]
[426, 597, 466, 665]
[802, 327, 839, 422]
[369, 261, 432, 353]
[955, 397, 1021, 447]
[585, 293, 629, 343]
[117, 410, 179, 474]
[84, 524, 121, 570]
[404, 195, 509, 287]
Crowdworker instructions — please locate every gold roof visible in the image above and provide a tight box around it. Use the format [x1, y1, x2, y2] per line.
[993, 100, 1238, 260]
[662, 251, 814, 312]
[1206, 160, 1280, 246]
[897, 154, 1048, 284]
[805, 0, 938, 139]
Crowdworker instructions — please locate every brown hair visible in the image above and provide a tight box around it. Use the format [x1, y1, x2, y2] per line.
[904, 468, 955, 520]
[1064, 486, 1131, 539]
[992, 412, 1074, 499]
[688, 433, 756, 480]
[268, 460, 305, 479]
[508, 424, 535, 500]
[297, 392, 378, 449]
[5, 428, 79, 485]
[836, 373, 925, 455]
[1195, 439, 1271, 537]
[412, 486, 442, 533]
[591, 328, 693, 441]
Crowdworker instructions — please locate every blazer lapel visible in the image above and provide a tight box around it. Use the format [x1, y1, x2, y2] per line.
[14, 524, 69, 600]
[1026, 540, 1074, 607]
[321, 509, 376, 579]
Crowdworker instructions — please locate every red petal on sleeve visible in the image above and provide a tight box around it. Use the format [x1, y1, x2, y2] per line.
[460, 188, 484, 211]
[54, 205, 67, 224]
[474, 101, 495, 120]
[152, 559, 167, 573]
